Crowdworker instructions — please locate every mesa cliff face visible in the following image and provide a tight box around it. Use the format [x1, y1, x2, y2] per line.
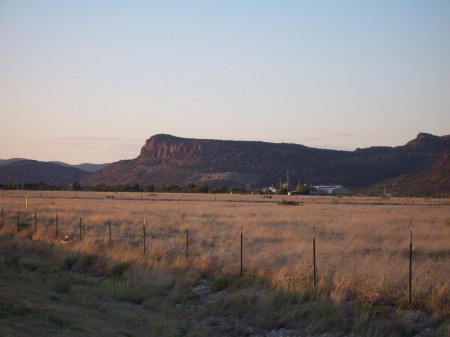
[139, 134, 205, 161]
[139, 134, 238, 161]
[81, 133, 450, 192]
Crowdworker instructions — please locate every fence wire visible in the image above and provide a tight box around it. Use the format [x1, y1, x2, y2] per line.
[1, 206, 449, 311]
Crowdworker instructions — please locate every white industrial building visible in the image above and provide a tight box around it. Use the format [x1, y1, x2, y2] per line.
[309, 185, 351, 195]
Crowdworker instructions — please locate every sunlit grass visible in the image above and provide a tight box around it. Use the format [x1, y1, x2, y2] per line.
[1, 190, 449, 314]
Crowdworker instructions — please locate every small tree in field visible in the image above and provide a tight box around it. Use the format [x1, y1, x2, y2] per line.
[279, 182, 288, 195]
[296, 182, 310, 195]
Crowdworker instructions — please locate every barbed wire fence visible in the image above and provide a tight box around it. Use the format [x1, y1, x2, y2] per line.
[1, 206, 449, 312]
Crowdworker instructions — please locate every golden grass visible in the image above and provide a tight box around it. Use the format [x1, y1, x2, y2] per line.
[1, 190, 449, 313]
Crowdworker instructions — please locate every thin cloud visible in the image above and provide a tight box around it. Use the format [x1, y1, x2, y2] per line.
[329, 132, 354, 137]
[31, 137, 145, 163]
[262, 137, 323, 144]
[55, 137, 143, 153]
[56, 136, 143, 144]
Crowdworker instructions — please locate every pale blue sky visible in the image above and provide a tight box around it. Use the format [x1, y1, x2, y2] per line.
[1, 1, 449, 163]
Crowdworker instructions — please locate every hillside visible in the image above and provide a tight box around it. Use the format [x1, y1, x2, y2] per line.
[360, 151, 450, 197]
[81, 133, 450, 190]
[0, 160, 89, 186]
[0, 158, 27, 166]
[50, 161, 109, 173]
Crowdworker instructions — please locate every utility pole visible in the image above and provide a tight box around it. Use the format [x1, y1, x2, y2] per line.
[286, 170, 290, 192]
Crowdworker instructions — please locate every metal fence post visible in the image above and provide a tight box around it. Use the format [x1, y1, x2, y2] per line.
[143, 217, 146, 254]
[55, 213, 58, 239]
[186, 227, 189, 258]
[409, 230, 413, 305]
[313, 226, 316, 290]
[240, 226, 243, 277]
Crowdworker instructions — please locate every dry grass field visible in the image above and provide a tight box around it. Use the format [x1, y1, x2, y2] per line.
[1, 190, 449, 336]
[1, 191, 449, 310]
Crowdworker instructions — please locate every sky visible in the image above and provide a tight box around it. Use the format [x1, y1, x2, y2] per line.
[1, 1, 449, 164]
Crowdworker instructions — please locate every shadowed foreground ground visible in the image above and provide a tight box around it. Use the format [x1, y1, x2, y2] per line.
[0, 232, 449, 337]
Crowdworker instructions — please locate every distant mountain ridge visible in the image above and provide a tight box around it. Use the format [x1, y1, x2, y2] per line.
[81, 133, 450, 194]
[0, 159, 108, 173]
[0, 158, 27, 166]
[361, 150, 450, 197]
[0, 159, 108, 187]
[2, 133, 449, 195]
[50, 161, 109, 173]
[0, 160, 89, 186]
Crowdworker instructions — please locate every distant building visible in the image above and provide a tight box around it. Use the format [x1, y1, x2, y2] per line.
[269, 186, 278, 194]
[263, 185, 278, 194]
[288, 191, 303, 195]
[310, 185, 351, 195]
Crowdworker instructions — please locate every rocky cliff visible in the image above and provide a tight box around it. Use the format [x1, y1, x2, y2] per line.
[81, 133, 450, 191]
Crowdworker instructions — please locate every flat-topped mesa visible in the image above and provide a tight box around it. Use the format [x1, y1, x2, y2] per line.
[138, 134, 230, 161]
[79, 132, 449, 193]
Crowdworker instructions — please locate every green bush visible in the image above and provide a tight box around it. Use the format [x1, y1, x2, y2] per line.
[6, 256, 19, 267]
[278, 199, 299, 206]
[46, 314, 71, 328]
[116, 288, 145, 305]
[211, 277, 232, 292]
[63, 256, 78, 270]
[48, 291, 60, 301]
[112, 262, 132, 278]
[9, 304, 33, 317]
[53, 277, 72, 294]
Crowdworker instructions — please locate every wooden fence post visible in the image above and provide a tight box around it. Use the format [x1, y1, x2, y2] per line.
[17, 208, 20, 232]
[79, 217, 82, 241]
[34, 211, 37, 234]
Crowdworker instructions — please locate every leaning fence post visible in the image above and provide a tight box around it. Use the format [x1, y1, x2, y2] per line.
[409, 230, 413, 305]
[240, 226, 243, 277]
[313, 226, 316, 291]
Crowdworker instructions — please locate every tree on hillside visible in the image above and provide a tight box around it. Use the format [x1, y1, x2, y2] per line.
[72, 181, 81, 191]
